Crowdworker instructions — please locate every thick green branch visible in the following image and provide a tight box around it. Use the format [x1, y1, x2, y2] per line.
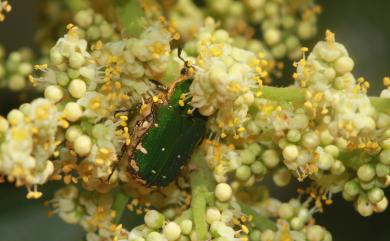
[262, 86, 306, 103]
[262, 86, 390, 114]
[190, 151, 215, 241]
[112, 189, 131, 224]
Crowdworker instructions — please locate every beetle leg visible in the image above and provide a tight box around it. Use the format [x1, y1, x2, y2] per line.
[149, 79, 168, 92]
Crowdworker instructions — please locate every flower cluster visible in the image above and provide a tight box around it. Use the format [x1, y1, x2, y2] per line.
[252, 196, 332, 241]
[292, 30, 390, 216]
[0, 98, 59, 198]
[189, 18, 266, 136]
[199, 28, 390, 216]
[0, 18, 176, 196]
[51, 185, 120, 241]
[74, 9, 118, 44]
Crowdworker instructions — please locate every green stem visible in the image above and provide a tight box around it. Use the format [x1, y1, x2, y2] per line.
[239, 202, 277, 231]
[262, 86, 390, 113]
[115, 0, 146, 37]
[111, 189, 131, 224]
[190, 151, 214, 241]
[262, 86, 306, 103]
[369, 97, 390, 114]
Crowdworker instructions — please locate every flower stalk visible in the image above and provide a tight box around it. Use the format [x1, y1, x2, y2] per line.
[262, 86, 390, 114]
[111, 189, 131, 224]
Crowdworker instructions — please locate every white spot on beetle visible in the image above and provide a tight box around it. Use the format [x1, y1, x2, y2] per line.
[162, 176, 167, 179]
[162, 147, 165, 151]
[151, 170, 156, 174]
[177, 154, 181, 158]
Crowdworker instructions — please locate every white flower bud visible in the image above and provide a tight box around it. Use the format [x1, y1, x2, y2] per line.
[180, 220, 193, 235]
[278, 203, 294, 220]
[8, 75, 25, 91]
[215, 183, 232, 202]
[283, 144, 299, 162]
[74, 135, 92, 156]
[302, 132, 320, 149]
[306, 225, 325, 241]
[7, 109, 24, 126]
[44, 85, 63, 103]
[65, 125, 82, 142]
[380, 89, 390, 98]
[261, 149, 280, 168]
[50, 49, 64, 65]
[68, 79, 87, 98]
[380, 150, 390, 165]
[334, 56, 354, 75]
[368, 187, 384, 204]
[69, 52, 85, 69]
[145, 210, 165, 229]
[272, 167, 291, 187]
[261, 230, 275, 241]
[213, 29, 230, 43]
[356, 195, 373, 217]
[146, 232, 166, 241]
[0, 116, 9, 133]
[297, 21, 315, 40]
[64, 102, 82, 122]
[163, 222, 181, 241]
[290, 217, 304, 230]
[374, 197, 388, 213]
[264, 28, 281, 45]
[357, 164, 376, 182]
[206, 207, 221, 224]
[236, 165, 251, 181]
[317, 152, 333, 171]
[18, 63, 33, 75]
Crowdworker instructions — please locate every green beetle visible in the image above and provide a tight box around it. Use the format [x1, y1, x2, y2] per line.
[124, 75, 207, 187]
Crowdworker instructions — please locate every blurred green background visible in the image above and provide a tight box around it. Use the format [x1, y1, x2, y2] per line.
[0, 0, 389, 240]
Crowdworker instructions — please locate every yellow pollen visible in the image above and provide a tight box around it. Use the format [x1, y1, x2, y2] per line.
[241, 225, 249, 234]
[325, 29, 335, 43]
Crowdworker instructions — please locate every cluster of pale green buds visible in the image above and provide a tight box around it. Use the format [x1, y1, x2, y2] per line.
[0, 46, 35, 91]
[203, 0, 319, 59]
[74, 9, 118, 44]
[51, 185, 119, 241]
[251, 197, 331, 241]
[124, 183, 251, 241]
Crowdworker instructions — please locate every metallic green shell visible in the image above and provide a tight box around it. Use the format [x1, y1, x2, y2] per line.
[128, 79, 207, 187]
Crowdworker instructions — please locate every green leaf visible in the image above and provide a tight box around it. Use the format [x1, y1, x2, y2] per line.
[115, 0, 146, 37]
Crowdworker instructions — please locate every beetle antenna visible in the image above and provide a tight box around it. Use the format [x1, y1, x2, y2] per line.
[178, 47, 186, 63]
